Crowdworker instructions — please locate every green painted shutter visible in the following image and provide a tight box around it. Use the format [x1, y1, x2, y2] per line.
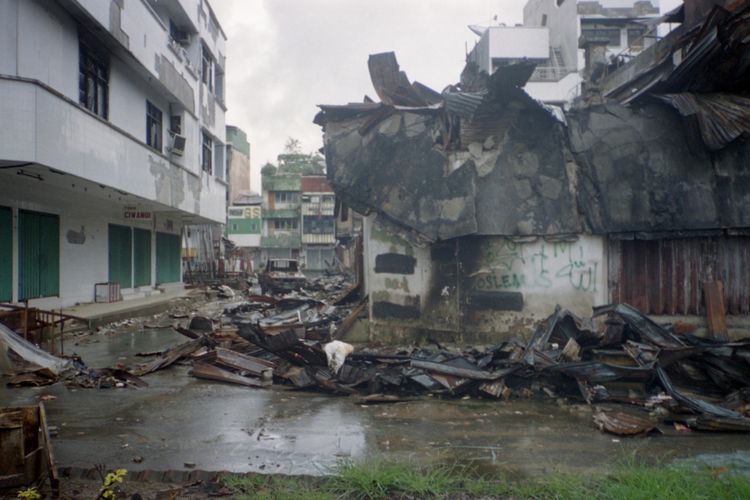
[133, 228, 151, 287]
[18, 210, 59, 300]
[156, 232, 181, 284]
[108, 224, 132, 288]
[0, 207, 12, 301]
[38, 213, 59, 298]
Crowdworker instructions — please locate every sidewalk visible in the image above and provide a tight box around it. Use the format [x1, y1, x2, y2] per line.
[63, 287, 192, 328]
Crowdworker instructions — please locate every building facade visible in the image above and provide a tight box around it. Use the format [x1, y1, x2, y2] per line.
[301, 176, 336, 271]
[467, 0, 660, 105]
[0, 0, 227, 307]
[225, 125, 251, 206]
[260, 172, 302, 262]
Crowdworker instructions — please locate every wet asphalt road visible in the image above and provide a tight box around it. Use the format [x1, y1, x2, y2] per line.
[2, 327, 750, 476]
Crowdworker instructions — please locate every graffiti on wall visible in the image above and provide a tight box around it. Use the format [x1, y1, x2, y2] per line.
[473, 239, 599, 293]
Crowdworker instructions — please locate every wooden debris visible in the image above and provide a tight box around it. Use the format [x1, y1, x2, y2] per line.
[703, 280, 729, 341]
[189, 361, 270, 388]
[593, 410, 659, 436]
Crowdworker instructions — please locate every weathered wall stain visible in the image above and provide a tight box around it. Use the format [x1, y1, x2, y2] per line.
[66, 225, 86, 245]
[374, 253, 416, 274]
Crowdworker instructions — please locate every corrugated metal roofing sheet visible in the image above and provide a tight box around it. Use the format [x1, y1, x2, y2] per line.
[655, 93, 750, 150]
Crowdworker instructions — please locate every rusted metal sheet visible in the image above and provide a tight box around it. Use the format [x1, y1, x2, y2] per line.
[609, 236, 750, 315]
[704, 281, 729, 340]
[593, 410, 659, 436]
[655, 93, 750, 150]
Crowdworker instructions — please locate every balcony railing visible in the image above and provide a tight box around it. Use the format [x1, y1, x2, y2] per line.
[528, 66, 577, 82]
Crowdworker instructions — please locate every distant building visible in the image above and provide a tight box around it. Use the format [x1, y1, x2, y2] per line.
[227, 192, 262, 248]
[226, 125, 251, 206]
[260, 170, 301, 261]
[301, 176, 336, 271]
[0, 0, 227, 306]
[467, 0, 660, 106]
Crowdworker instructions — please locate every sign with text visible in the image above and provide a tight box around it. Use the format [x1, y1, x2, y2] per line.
[124, 206, 152, 220]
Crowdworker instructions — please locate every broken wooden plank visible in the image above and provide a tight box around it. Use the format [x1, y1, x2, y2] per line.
[189, 361, 270, 388]
[38, 403, 59, 497]
[410, 360, 517, 381]
[704, 280, 729, 341]
[133, 336, 210, 376]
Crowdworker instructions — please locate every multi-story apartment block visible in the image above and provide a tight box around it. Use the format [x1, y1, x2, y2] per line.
[0, 0, 227, 307]
[467, 0, 661, 106]
[300, 176, 336, 271]
[260, 171, 301, 261]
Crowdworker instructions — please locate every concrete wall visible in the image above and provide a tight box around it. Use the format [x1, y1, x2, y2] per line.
[364, 216, 434, 340]
[364, 215, 608, 342]
[0, 78, 225, 223]
[489, 27, 549, 60]
[524, 0, 580, 70]
[459, 235, 607, 338]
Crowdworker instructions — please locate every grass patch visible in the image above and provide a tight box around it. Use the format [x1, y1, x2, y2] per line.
[221, 456, 750, 499]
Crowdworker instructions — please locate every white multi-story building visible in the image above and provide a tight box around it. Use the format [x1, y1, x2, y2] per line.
[0, 0, 228, 308]
[467, 0, 661, 106]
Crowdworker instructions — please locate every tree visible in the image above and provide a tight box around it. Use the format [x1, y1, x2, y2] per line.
[260, 162, 277, 177]
[283, 137, 302, 155]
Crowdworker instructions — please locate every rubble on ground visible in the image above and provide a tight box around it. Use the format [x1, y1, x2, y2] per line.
[4, 272, 750, 437]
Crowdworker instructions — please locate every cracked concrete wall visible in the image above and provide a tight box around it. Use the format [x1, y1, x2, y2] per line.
[568, 102, 750, 234]
[325, 113, 478, 241]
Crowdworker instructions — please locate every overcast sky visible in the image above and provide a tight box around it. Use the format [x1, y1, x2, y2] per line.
[210, 0, 680, 192]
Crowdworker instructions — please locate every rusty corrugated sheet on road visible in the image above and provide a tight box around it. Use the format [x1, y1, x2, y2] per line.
[609, 236, 750, 316]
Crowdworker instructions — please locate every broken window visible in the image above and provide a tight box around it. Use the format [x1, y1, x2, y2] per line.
[78, 43, 108, 119]
[201, 131, 213, 174]
[146, 101, 163, 152]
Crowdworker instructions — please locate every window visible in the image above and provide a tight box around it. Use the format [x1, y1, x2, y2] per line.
[201, 131, 213, 174]
[146, 101, 163, 152]
[201, 44, 214, 91]
[581, 28, 621, 46]
[274, 191, 299, 204]
[79, 43, 108, 119]
[541, 14, 548, 26]
[274, 219, 298, 231]
[170, 114, 182, 134]
[556, 0, 565, 6]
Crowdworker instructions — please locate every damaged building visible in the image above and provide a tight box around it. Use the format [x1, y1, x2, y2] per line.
[315, 0, 750, 343]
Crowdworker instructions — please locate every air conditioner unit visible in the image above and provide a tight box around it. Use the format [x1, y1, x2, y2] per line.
[169, 133, 186, 156]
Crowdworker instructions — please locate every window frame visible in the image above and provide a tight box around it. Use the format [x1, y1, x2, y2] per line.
[146, 101, 163, 152]
[79, 42, 109, 119]
[201, 131, 213, 174]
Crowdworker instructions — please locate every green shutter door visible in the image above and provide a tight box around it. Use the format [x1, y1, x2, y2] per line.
[108, 224, 132, 288]
[133, 229, 151, 287]
[0, 207, 11, 301]
[18, 210, 59, 300]
[156, 232, 181, 284]
[38, 213, 59, 298]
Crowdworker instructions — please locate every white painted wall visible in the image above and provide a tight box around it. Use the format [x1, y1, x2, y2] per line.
[524, 0, 580, 71]
[0, 79, 225, 223]
[0, 0, 19, 76]
[488, 27, 549, 60]
[363, 216, 431, 319]
[525, 71, 581, 104]
[16, 0, 79, 99]
[468, 235, 607, 318]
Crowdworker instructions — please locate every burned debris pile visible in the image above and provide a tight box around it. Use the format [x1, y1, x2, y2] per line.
[225, 302, 750, 435]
